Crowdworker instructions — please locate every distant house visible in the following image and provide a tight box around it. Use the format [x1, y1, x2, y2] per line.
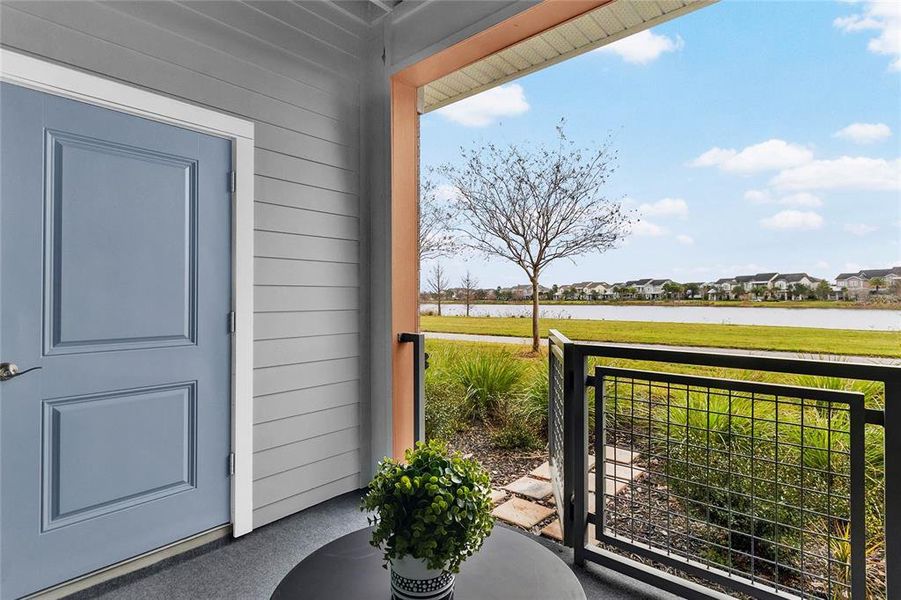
[559, 281, 593, 300]
[505, 284, 549, 299]
[772, 273, 820, 299]
[860, 267, 901, 289]
[584, 281, 611, 299]
[645, 279, 674, 299]
[682, 282, 704, 299]
[732, 275, 755, 294]
[836, 267, 901, 297]
[835, 272, 867, 292]
[751, 272, 779, 290]
[709, 278, 737, 300]
[623, 278, 652, 299]
[730, 273, 777, 297]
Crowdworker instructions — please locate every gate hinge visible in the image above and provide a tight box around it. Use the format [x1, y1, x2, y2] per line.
[229, 171, 236, 194]
[228, 311, 236, 334]
[228, 452, 235, 476]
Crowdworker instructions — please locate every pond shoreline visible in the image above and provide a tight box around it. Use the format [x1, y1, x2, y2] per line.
[432, 299, 901, 310]
[421, 303, 900, 331]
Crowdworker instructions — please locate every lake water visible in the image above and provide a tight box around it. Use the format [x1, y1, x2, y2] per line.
[420, 303, 901, 331]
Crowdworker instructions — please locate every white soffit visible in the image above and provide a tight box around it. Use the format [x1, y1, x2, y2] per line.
[421, 0, 717, 113]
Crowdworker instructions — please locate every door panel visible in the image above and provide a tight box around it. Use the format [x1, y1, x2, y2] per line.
[0, 82, 232, 599]
[44, 382, 197, 530]
[45, 130, 198, 353]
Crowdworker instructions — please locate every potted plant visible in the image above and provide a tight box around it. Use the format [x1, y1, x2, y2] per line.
[361, 440, 494, 600]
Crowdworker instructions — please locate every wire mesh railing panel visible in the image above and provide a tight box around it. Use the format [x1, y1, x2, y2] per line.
[548, 341, 566, 519]
[593, 366, 867, 600]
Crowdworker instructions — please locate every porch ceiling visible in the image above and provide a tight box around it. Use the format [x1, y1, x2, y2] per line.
[421, 0, 717, 113]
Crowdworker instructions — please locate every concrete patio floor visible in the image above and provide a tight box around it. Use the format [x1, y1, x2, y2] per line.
[71, 491, 677, 600]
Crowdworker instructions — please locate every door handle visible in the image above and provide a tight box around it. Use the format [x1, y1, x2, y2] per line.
[0, 362, 41, 382]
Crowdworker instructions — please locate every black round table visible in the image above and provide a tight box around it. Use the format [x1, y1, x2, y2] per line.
[271, 525, 586, 600]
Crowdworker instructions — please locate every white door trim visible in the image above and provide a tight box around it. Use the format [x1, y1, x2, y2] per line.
[0, 48, 255, 537]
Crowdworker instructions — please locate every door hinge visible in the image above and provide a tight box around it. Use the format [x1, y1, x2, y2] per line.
[228, 452, 235, 476]
[229, 171, 236, 194]
[228, 311, 236, 334]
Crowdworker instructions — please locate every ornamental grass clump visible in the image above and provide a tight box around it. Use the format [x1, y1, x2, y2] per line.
[361, 440, 494, 573]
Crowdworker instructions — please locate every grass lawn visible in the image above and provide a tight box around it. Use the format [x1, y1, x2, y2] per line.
[421, 315, 901, 358]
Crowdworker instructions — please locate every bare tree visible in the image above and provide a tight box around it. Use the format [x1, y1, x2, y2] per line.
[419, 174, 458, 261]
[427, 263, 448, 316]
[459, 271, 479, 317]
[441, 123, 631, 351]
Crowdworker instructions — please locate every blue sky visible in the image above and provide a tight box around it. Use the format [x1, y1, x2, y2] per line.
[420, 0, 900, 288]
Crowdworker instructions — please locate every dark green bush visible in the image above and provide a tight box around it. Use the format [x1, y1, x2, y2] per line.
[451, 350, 526, 423]
[425, 378, 466, 442]
[490, 415, 541, 450]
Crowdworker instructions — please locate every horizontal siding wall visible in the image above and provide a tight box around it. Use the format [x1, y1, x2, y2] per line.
[0, 0, 364, 529]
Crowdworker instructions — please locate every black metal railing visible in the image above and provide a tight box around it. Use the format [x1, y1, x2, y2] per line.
[399, 332, 426, 443]
[549, 329, 900, 600]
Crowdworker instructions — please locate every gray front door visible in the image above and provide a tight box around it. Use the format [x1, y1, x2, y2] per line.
[0, 82, 232, 599]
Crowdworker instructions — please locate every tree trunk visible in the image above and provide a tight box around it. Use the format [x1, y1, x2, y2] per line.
[531, 278, 540, 353]
[465, 295, 470, 317]
[437, 295, 442, 316]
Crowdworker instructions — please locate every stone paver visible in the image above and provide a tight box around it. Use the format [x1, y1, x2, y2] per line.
[492, 498, 555, 528]
[586, 463, 645, 495]
[503, 476, 553, 500]
[528, 448, 635, 483]
[539, 519, 597, 544]
[605, 446, 636, 465]
[530, 462, 551, 480]
[540, 519, 562, 541]
[489, 489, 508, 504]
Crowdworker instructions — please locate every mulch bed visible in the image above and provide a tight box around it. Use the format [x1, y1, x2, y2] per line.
[446, 426, 547, 488]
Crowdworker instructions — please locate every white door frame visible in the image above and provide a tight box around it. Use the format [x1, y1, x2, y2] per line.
[0, 49, 255, 537]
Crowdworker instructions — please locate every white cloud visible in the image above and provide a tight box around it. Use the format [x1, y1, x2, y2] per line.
[834, 1, 901, 71]
[632, 220, 667, 236]
[595, 30, 684, 65]
[690, 139, 813, 174]
[771, 156, 901, 191]
[433, 184, 460, 204]
[676, 234, 695, 245]
[435, 83, 529, 127]
[834, 122, 892, 144]
[844, 223, 879, 235]
[779, 192, 824, 207]
[638, 197, 689, 219]
[691, 147, 737, 168]
[743, 189, 772, 203]
[743, 190, 823, 207]
[760, 210, 824, 231]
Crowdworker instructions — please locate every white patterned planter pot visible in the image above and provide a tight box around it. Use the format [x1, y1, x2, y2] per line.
[389, 556, 455, 600]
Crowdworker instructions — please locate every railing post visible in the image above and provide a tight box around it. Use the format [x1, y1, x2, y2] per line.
[398, 332, 425, 443]
[885, 379, 901, 597]
[564, 342, 588, 566]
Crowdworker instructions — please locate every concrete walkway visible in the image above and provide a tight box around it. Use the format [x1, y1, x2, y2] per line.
[425, 331, 900, 365]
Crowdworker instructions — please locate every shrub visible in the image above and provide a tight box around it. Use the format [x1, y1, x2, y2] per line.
[653, 389, 796, 565]
[451, 350, 526, 423]
[424, 343, 468, 442]
[361, 440, 494, 573]
[425, 379, 466, 442]
[490, 417, 542, 450]
[520, 360, 550, 434]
